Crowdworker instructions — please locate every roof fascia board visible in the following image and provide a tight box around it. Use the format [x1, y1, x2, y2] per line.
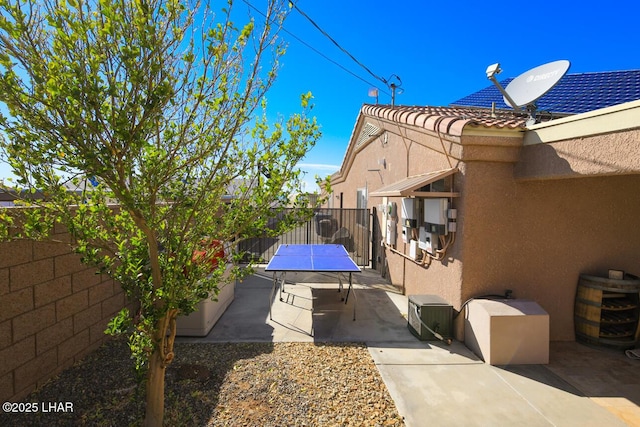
[331, 112, 368, 185]
[461, 125, 525, 138]
[524, 99, 640, 146]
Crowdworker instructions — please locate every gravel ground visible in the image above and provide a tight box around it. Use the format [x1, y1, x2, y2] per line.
[1, 338, 405, 426]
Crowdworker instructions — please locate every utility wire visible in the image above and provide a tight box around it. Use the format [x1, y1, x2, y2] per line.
[240, 0, 390, 96]
[288, 1, 390, 87]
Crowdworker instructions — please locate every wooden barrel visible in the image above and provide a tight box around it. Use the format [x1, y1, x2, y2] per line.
[574, 274, 640, 349]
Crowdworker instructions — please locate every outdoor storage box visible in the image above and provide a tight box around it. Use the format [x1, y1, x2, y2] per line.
[408, 295, 452, 341]
[464, 299, 549, 365]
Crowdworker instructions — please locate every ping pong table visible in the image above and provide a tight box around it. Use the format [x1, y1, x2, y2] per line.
[265, 244, 362, 321]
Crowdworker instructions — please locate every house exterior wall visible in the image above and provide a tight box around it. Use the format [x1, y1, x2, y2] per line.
[514, 174, 640, 340]
[516, 128, 640, 180]
[331, 121, 466, 314]
[0, 214, 130, 403]
[460, 162, 640, 340]
[331, 105, 640, 342]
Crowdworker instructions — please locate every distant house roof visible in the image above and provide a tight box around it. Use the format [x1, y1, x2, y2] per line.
[451, 69, 640, 115]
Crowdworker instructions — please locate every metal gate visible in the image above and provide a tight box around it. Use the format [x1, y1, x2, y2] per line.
[239, 208, 371, 266]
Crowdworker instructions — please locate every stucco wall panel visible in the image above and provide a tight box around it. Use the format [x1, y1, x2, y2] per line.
[331, 130, 454, 207]
[516, 129, 640, 180]
[510, 175, 640, 340]
[459, 146, 522, 163]
[393, 250, 463, 299]
[459, 135, 522, 163]
[460, 170, 640, 341]
[362, 118, 464, 165]
[458, 162, 520, 298]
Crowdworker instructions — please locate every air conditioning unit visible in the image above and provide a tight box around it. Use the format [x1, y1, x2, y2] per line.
[408, 295, 452, 341]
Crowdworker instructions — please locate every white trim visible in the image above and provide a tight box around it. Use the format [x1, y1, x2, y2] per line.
[524, 99, 640, 145]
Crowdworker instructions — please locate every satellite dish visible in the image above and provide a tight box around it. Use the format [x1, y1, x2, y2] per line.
[503, 60, 570, 108]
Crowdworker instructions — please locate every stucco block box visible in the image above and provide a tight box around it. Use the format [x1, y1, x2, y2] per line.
[464, 299, 549, 365]
[176, 279, 235, 337]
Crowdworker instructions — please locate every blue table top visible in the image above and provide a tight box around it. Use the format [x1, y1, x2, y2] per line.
[265, 244, 361, 273]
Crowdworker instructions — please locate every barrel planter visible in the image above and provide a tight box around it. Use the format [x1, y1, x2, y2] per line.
[574, 274, 640, 349]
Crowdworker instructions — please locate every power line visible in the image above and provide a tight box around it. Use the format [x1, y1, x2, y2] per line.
[288, 1, 389, 87]
[240, 0, 391, 97]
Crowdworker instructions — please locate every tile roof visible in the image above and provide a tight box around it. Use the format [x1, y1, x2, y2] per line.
[361, 104, 529, 136]
[451, 70, 640, 115]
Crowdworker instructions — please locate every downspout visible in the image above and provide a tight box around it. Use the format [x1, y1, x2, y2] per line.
[399, 128, 413, 295]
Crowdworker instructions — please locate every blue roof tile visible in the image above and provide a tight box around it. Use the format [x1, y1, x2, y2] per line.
[450, 70, 640, 115]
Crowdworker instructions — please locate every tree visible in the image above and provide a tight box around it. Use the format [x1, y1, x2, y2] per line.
[0, 0, 325, 425]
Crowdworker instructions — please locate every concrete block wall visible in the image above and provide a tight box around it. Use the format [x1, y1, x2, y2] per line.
[0, 222, 129, 403]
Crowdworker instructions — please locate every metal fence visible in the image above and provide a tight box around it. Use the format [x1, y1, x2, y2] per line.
[238, 208, 371, 266]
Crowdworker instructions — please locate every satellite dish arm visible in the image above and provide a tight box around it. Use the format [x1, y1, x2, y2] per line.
[487, 75, 521, 112]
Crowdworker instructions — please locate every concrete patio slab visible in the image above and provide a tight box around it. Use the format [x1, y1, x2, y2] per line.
[176, 268, 637, 427]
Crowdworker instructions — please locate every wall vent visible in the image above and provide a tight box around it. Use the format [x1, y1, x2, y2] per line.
[356, 122, 382, 148]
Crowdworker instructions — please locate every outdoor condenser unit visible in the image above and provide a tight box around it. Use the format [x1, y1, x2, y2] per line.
[408, 295, 452, 341]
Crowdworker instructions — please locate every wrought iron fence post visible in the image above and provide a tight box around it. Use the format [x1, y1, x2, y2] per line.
[371, 207, 376, 269]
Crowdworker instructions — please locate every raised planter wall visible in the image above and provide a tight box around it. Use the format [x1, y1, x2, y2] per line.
[176, 279, 235, 337]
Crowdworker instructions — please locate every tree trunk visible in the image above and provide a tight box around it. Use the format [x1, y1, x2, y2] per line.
[144, 348, 166, 427]
[143, 310, 178, 427]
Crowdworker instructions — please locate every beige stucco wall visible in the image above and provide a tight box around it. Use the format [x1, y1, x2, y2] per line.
[331, 119, 466, 313]
[516, 128, 640, 180]
[331, 104, 640, 342]
[461, 163, 640, 340]
[514, 174, 640, 340]
[331, 116, 463, 207]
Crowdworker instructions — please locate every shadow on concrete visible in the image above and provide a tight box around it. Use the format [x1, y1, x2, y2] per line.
[499, 364, 585, 396]
[186, 268, 480, 361]
[310, 287, 413, 345]
[495, 341, 640, 407]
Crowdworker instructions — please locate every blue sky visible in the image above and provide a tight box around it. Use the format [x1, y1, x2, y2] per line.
[2, 0, 639, 189]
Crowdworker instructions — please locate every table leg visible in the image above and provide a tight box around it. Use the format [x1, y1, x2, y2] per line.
[269, 272, 276, 320]
[279, 272, 287, 301]
[269, 271, 287, 320]
[344, 273, 351, 304]
[350, 272, 356, 321]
